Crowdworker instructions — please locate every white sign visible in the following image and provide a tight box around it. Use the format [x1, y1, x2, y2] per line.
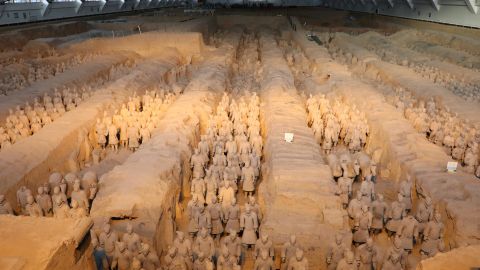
[284, 133, 294, 143]
[447, 161, 458, 173]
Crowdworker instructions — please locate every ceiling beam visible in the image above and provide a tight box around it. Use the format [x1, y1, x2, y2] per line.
[464, 0, 478, 14]
[430, 0, 440, 10]
[405, 0, 414, 9]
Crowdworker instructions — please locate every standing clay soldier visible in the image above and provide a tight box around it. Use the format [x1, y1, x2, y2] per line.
[70, 200, 88, 218]
[242, 159, 256, 197]
[336, 176, 353, 208]
[191, 177, 206, 205]
[217, 246, 240, 270]
[16, 186, 31, 214]
[247, 196, 263, 222]
[416, 196, 434, 235]
[107, 123, 119, 152]
[53, 196, 70, 219]
[399, 176, 413, 212]
[355, 238, 378, 270]
[353, 205, 372, 246]
[421, 212, 445, 258]
[218, 180, 236, 212]
[196, 205, 212, 233]
[95, 119, 107, 149]
[254, 249, 275, 270]
[204, 170, 218, 205]
[111, 242, 132, 270]
[25, 195, 43, 217]
[122, 223, 141, 254]
[99, 223, 118, 263]
[71, 181, 89, 210]
[188, 195, 201, 237]
[164, 247, 187, 270]
[224, 198, 240, 234]
[287, 248, 309, 270]
[382, 236, 405, 270]
[193, 228, 216, 261]
[370, 194, 388, 234]
[36, 187, 52, 216]
[326, 233, 345, 270]
[207, 197, 224, 241]
[335, 250, 357, 270]
[173, 231, 193, 268]
[281, 235, 300, 270]
[191, 149, 206, 179]
[51, 186, 68, 211]
[397, 214, 419, 253]
[222, 229, 243, 263]
[240, 205, 259, 248]
[0, 194, 14, 215]
[255, 234, 274, 260]
[119, 120, 128, 148]
[385, 194, 406, 236]
[127, 123, 140, 151]
[138, 243, 161, 270]
[359, 176, 375, 205]
[348, 192, 365, 219]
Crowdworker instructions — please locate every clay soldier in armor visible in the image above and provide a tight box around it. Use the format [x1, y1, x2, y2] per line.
[399, 176, 413, 212]
[193, 252, 215, 270]
[16, 186, 31, 214]
[71, 181, 89, 210]
[25, 195, 43, 217]
[348, 192, 365, 220]
[191, 149, 206, 179]
[107, 122, 119, 152]
[217, 246, 240, 270]
[281, 235, 300, 270]
[36, 187, 52, 216]
[385, 194, 406, 236]
[122, 223, 141, 254]
[255, 234, 274, 260]
[242, 159, 256, 197]
[220, 230, 242, 265]
[254, 249, 275, 270]
[111, 241, 132, 270]
[247, 196, 263, 222]
[204, 170, 218, 205]
[196, 205, 212, 233]
[359, 175, 375, 205]
[353, 205, 372, 246]
[421, 212, 445, 258]
[188, 195, 201, 237]
[219, 180, 236, 212]
[336, 176, 353, 209]
[95, 118, 108, 149]
[326, 233, 345, 270]
[193, 228, 215, 261]
[69, 200, 87, 218]
[225, 198, 241, 234]
[370, 194, 388, 234]
[138, 243, 161, 270]
[99, 223, 118, 264]
[397, 214, 419, 253]
[240, 205, 259, 248]
[287, 248, 309, 270]
[127, 123, 140, 152]
[53, 196, 70, 218]
[173, 231, 193, 268]
[164, 247, 187, 270]
[0, 194, 14, 215]
[355, 238, 378, 270]
[191, 176, 206, 205]
[335, 250, 357, 270]
[207, 197, 224, 241]
[382, 236, 406, 270]
[416, 196, 434, 235]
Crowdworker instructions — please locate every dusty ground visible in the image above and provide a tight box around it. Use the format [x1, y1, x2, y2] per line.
[0, 7, 479, 270]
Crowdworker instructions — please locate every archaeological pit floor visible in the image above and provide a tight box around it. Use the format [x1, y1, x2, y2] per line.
[0, 7, 479, 270]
